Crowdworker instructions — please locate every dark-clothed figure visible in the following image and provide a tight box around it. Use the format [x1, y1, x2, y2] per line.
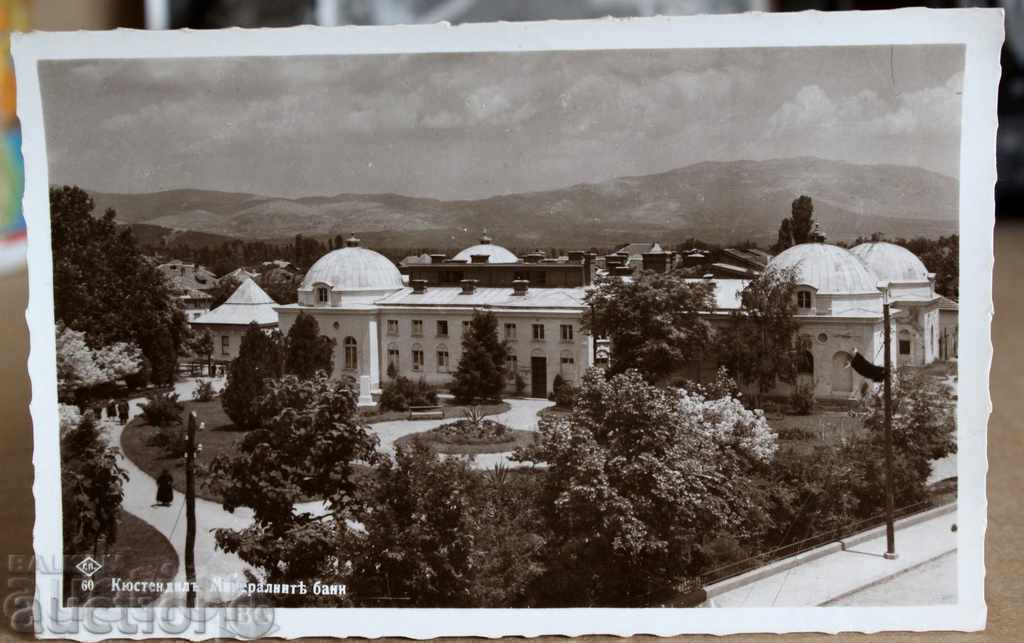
[117, 400, 130, 425]
[106, 400, 117, 420]
[155, 470, 174, 507]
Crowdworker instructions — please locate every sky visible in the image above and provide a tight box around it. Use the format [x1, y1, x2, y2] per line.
[39, 45, 964, 200]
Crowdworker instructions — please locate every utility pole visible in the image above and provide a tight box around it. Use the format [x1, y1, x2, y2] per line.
[185, 411, 198, 606]
[881, 296, 898, 560]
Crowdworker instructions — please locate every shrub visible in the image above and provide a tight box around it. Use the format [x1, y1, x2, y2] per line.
[140, 392, 183, 427]
[514, 372, 526, 396]
[432, 417, 512, 445]
[193, 379, 216, 402]
[790, 382, 815, 415]
[551, 375, 576, 408]
[378, 376, 438, 412]
[147, 424, 188, 459]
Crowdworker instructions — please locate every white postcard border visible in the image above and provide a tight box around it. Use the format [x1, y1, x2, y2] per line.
[14, 8, 999, 638]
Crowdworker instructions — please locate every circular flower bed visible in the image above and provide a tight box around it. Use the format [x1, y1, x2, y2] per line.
[394, 418, 536, 455]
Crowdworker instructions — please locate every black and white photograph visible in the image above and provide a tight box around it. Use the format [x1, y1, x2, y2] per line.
[13, 9, 999, 638]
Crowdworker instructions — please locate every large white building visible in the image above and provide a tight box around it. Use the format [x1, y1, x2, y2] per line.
[698, 240, 954, 400]
[275, 236, 594, 404]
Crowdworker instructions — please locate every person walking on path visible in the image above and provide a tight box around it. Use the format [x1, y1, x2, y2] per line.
[106, 399, 117, 421]
[155, 469, 174, 507]
[117, 400, 130, 425]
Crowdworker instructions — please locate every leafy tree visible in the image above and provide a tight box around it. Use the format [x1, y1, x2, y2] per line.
[139, 392, 183, 428]
[451, 310, 508, 403]
[284, 312, 336, 379]
[716, 266, 804, 402]
[349, 441, 479, 606]
[221, 323, 285, 430]
[516, 368, 776, 605]
[861, 367, 957, 505]
[583, 271, 714, 383]
[191, 329, 214, 371]
[210, 373, 379, 602]
[207, 276, 240, 309]
[773, 195, 815, 252]
[56, 324, 142, 402]
[61, 412, 127, 558]
[50, 185, 188, 385]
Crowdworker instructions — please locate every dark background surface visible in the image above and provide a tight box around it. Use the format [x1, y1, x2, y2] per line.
[4, 1, 1020, 640]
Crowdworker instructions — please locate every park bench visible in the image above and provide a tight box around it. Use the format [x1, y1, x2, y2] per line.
[408, 405, 445, 420]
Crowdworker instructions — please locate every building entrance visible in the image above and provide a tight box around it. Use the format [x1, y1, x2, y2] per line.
[531, 357, 547, 398]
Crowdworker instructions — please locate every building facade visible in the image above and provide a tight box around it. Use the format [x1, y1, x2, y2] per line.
[190, 278, 280, 363]
[276, 236, 594, 404]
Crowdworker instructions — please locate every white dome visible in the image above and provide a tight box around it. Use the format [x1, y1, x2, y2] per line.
[452, 235, 519, 263]
[768, 243, 880, 295]
[301, 246, 403, 292]
[850, 242, 930, 283]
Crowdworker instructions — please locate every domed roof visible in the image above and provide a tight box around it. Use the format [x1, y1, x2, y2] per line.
[452, 233, 519, 264]
[849, 242, 930, 283]
[301, 241, 403, 292]
[768, 243, 880, 295]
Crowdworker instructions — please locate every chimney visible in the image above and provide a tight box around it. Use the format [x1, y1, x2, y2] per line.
[512, 279, 529, 296]
[584, 252, 597, 286]
[460, 279, 478, 294]
[524, 252, 543, 264]
[430, 254, 447, 264]
[345, 235, 361, 248]
[411, 279, 427, 294]
[567, 250, 585, 264]
[642, 252, 669, 274]
[470, 254, 489, 264]
[479, 231, 492, 244]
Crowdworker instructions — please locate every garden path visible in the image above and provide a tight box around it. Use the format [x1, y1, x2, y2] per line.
[113, 383, 551, 604]
[366, 397, 554, 468]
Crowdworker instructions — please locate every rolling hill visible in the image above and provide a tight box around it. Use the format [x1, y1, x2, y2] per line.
[86, 157, 958, 250]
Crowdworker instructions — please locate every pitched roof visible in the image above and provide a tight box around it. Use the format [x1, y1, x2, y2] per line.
[191, 278, 279, 326]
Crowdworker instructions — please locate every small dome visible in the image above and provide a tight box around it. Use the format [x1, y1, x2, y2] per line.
[768, 243, 880, 294]
[301, 246, 403, 292]
[850, 242, 930, 283]
[452, 241, 519, 263]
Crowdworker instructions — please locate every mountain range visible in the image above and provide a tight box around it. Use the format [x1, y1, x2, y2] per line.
[85, 157, 958, 251]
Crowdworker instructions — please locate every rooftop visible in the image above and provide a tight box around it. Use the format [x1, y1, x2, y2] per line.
[376, 286, 586, 310]
[191, 278, 279, 326]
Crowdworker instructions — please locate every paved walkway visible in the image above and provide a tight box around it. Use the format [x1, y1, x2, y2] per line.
[111, 384, 551, 605]
[824, 550, 956, 606]
[708, 506, 958, 607]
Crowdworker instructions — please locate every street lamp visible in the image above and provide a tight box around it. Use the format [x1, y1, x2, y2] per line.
[877, 282, 898, 561]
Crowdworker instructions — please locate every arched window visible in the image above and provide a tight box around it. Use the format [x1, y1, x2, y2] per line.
[316, 286, 330, 305]
[343, 336, 358, 370]
[797, 290, 811, 309]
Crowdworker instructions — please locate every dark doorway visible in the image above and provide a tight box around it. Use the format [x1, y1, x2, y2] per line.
[531, 357, 547, 398]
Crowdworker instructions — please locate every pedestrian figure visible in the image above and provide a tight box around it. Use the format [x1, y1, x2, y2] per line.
[155, 469, 174, 507]
[117, 400, 130, 425]
[106, 399, 117, 420]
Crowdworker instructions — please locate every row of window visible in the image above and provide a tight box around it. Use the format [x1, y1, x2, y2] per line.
[385, 319, 574, 342]
[387, 344, 577, 376]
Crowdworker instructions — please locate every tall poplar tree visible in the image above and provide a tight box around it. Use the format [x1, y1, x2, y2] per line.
[221, 323, 285, 429]
[451, 310, 508, 403]
[284, 312, 336, 379]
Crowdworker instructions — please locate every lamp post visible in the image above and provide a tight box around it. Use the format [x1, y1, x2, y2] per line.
[878, 283, 898, 560]
[184, 411, 201, 606]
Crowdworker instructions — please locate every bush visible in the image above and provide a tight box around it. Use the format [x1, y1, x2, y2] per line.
[431, 416, 512, 445]
[514, 372, 526, 396]
[378, 376, 438, 412]
[551, 375, 576, 408]
[790, 382, 815, 415]
[147, 424, 188, 459]
[193, 379, 216, 402]
[124, 355, 152, 390]
[139, 392, 183, 427]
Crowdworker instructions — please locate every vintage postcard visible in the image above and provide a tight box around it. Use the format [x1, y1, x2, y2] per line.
[14, 8, 1000, 639]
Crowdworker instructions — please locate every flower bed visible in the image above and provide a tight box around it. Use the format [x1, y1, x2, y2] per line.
[394, 418, 536, 455]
